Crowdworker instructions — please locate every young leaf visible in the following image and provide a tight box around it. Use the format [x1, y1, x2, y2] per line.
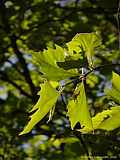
[79, 106, 120, 133]
[32, 45, 78, 81]
[98, 106, 120, 131]
[19, 81, 60, 135]
[67, 32, 101, 65]
[105, 72, 120, 103]
[67, 82, 92, 130]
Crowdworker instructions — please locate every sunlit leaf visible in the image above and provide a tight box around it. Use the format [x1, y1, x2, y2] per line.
[67, 82, 92, 130]
[49, 81, 59, 88]
[105, 72, 120, 103]
[98, 106, 120, 131]
[32, 45, 78, 81]
[79, 106, 120, 133]
[67, 32, 101, 65]
[19, 81, 60, 135]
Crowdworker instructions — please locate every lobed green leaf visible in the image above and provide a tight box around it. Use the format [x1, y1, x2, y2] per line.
[79, 106, 120, 133]
[32, 45, 78, 81]
[105, 72, 120, 103]
[19, 81, 60, 135]
[67, 32, 101, 65]
[67, 82, 93, 130]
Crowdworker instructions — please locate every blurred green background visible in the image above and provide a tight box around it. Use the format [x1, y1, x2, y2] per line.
[0, 0, 120, 159]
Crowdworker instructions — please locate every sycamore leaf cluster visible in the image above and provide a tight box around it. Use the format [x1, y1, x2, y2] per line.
[20, 33, 120, 135]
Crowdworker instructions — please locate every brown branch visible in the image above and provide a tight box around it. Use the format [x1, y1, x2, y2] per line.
[10, 35, 37, 101]
[0, 2, 37, 101]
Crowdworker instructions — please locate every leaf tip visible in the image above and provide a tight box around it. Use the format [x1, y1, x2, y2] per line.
[19, 131, 25, 136]
[19, 129, 29, 136]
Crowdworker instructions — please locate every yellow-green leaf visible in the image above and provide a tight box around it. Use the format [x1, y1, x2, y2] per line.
[67, 82, 92, 130]
[32, 45, 78, 81]
[105, 72, 120, 103]
[79, 106, 120, 133]
[67, 32, 101, 65]
[19, 81, 60, 135]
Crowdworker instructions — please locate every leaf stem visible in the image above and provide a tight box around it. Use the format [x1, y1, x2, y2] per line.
[62, 63, 120, 88]
[73, 131, 92, 160]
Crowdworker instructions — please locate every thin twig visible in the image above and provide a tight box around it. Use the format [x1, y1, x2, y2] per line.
[10, 35, 37, 101]
[73, 131, 91, 160]
[62, 63, 120, 88]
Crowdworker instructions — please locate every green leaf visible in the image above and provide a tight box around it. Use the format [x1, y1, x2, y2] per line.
[19, 81, 60, 135]
[105, 72, 120, 103]
[79, 106, 120, 133]
[67, 32, 101, 65]
[32, 45, 78, 81]
[98, 106, 120, 131]
[67, 82, 92, 130]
